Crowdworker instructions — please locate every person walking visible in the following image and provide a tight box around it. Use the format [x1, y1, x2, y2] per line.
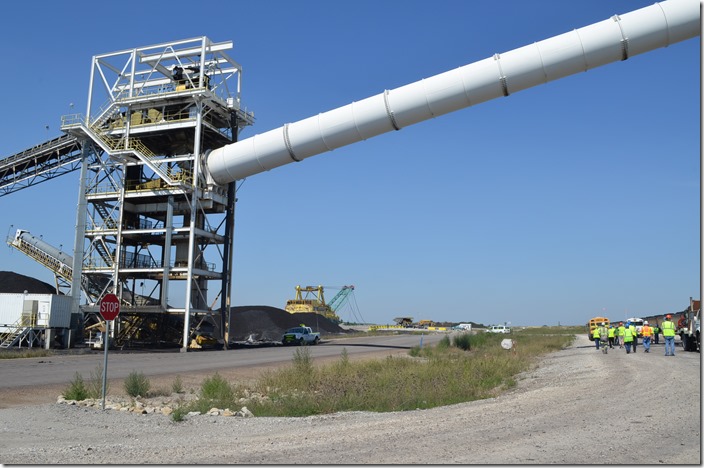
[628, 321, 638, 353]
[623, 325, 634, 354]
[607, 325, 616, 349]
[661, 314, 676, 356]
[617, 322, 626, 348]
[641, 321, 652, 353]
[592, 324, 602, 350]
[598, 323, 609, 354]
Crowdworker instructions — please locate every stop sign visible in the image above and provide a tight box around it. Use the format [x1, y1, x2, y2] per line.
[99, 293, 120, 321]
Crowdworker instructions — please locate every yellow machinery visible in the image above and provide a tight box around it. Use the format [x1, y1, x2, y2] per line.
[284, 285, 341, 323]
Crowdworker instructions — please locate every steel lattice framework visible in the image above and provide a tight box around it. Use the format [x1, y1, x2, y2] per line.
[51, 37, 255, 350]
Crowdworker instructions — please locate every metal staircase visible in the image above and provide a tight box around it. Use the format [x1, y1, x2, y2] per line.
[92, 236, 115, 267]
[93, 203, 118, 231]
[0, 316, 40, 349]
[61, 116, 191, 188]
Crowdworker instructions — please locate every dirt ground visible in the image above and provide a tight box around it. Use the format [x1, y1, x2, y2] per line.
[0, 334, 699, 464]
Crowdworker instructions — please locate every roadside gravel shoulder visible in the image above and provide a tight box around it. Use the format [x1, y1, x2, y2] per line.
[0, 334, 699, 464]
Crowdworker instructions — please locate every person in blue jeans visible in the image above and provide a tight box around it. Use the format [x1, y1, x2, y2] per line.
[661, 315, 677, 356]
[641, 321, 652, 353]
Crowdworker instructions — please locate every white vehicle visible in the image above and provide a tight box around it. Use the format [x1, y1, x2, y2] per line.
[486, 325, 511, 334]
[282, 326, 321, 345]
[452, 323, 472, 332]
[627, 317, 645, 337]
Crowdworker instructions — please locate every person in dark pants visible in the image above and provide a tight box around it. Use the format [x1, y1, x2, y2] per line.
[653, 323, 660, 344]
[628, 322, 638, 353]
[607, 325, 616, 349]
[592, 325, 602, 350]
[623, 326, 634, 354]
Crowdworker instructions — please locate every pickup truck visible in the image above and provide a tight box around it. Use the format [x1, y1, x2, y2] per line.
[282, 326, 321, 345]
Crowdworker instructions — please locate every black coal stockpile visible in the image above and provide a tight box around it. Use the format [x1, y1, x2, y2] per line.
[0, 271, 347, 343]
[0, 271, 57, 294]
[229, 305, 347, 342]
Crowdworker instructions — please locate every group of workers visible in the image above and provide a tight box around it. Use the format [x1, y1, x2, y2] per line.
[592, 314, 678, 356]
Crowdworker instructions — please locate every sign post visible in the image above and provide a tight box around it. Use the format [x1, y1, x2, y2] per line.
[99, 293, 120, 410]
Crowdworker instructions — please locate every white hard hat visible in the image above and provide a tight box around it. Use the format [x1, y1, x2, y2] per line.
[644, 321, 648, 325]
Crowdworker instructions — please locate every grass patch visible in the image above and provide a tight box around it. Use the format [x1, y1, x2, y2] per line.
[452, 332, 472, 351]
[169, 331, 575, 421]
[0, 349, 54, 359]
[516, 325, 584, 335]
[61, 364, 108, 400]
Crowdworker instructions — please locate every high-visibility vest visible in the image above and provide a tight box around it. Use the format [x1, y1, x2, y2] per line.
[592, 327, 600, 338]
[617, 326, 625, 336]
[661, 320, 676, 337]
[629, 325, 637, 337]
[608, 328, 615, 338]
[623, 327, 634, 342]
[641, 325, 652, 337]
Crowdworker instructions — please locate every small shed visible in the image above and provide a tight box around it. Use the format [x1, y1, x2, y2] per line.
[0, 293, 74, 348]
[0, 293, 73, 331]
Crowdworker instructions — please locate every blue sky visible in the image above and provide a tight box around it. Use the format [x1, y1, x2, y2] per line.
[0, 1, 699, 326]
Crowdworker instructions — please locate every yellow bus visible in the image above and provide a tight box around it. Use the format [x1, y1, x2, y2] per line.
[587, 317, 610, 341]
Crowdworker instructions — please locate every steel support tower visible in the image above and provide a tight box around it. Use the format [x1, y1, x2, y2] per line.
[60, 37, 254, 350]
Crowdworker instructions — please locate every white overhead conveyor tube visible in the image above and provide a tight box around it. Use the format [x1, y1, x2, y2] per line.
[206, 0, 700, 185]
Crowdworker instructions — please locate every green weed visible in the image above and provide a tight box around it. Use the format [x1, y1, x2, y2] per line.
[452, 333, 472, 351]
[86, 364, 107, 399]
[62, 372, 89, 401]
[124, 370, 151, 397]
[171, 375, 184, 394]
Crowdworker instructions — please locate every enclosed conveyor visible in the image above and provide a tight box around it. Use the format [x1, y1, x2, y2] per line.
[206, 0, 699, 185]
[9, 229, 74, 282]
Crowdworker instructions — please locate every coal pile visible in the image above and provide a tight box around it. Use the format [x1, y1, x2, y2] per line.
[0, 271, 57, 294]
[229, 305, 348, 342]
[0, 271, 350, 345]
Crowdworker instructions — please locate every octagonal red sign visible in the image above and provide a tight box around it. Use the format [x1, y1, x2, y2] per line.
[99, 293, 120, 321]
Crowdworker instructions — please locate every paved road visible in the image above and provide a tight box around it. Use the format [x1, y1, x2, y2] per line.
[0, 332, 444, 389]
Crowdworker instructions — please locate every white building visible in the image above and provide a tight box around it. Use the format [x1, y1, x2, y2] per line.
[0, 293, 73, 349]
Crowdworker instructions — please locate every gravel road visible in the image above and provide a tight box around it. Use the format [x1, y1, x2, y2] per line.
[0, 334, 699, 464]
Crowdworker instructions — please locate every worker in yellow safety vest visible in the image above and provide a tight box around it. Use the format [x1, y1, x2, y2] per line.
[598, 323, 609, 354]
[617, 322, 625, 348]
[628, 322, 638, 353]
[661, 314, 677, 356]
[592, 325, 602, 350]
[623, 325, 634, 354]
[641, 321, 652, 353]
[607, 325, 616, 349]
